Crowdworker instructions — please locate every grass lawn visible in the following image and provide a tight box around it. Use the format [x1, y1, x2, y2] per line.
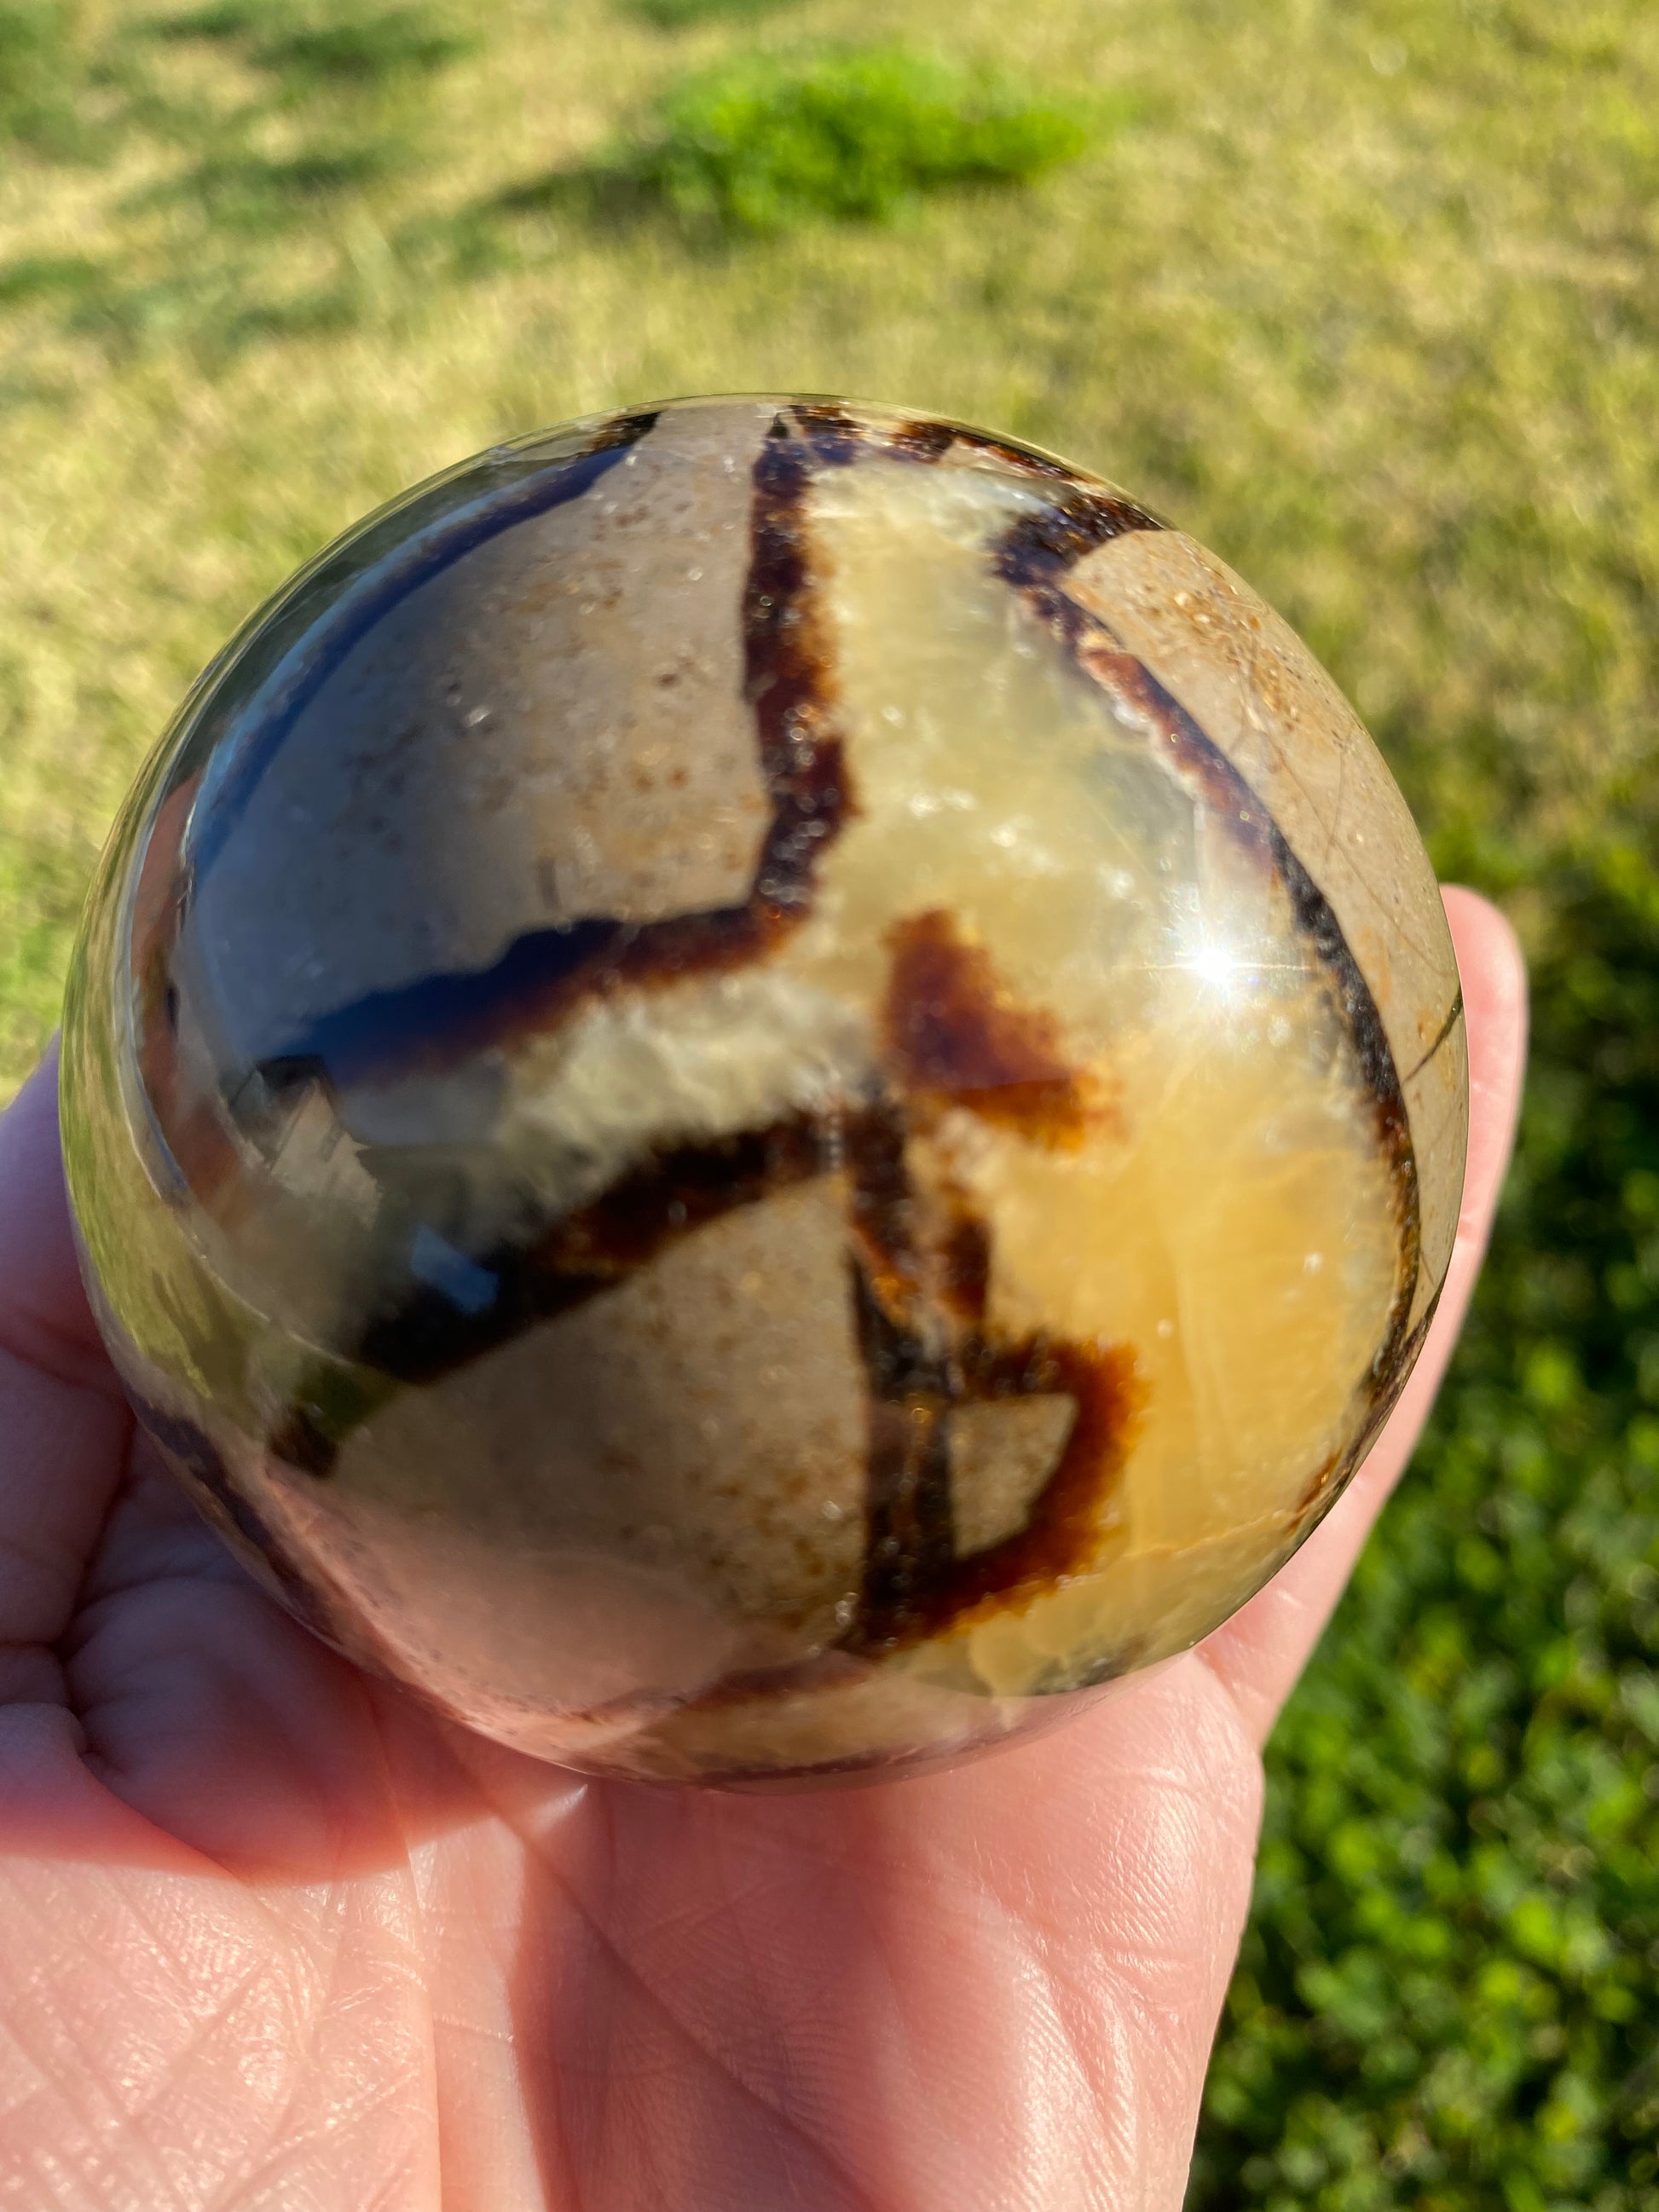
[3, 0, 1658, 2199]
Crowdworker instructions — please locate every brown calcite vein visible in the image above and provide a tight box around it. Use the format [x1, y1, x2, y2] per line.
[840, 1090, 1143, 1656]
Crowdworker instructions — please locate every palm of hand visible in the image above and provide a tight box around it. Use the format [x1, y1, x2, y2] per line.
[0, 893, 1523, 2212]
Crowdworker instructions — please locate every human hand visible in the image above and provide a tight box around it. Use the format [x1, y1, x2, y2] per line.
[0, 888, 1525, 2212]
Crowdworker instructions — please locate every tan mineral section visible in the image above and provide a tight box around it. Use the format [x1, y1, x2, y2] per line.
[62, 398, 1465, 1785]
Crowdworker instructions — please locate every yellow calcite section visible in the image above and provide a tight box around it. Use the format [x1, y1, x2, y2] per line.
[1064, 526, 1466, 1332]
[763, 453, 1406, 1701]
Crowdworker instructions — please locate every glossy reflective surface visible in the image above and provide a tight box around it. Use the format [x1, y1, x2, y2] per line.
[62, 398, 1468, 1784]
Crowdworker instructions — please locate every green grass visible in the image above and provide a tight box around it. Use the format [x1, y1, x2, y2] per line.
[615, 48, 1097, 230]
[2, 0, 1658, 2200]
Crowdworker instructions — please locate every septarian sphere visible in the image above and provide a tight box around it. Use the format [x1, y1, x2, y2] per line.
[62, 397, 1468, 1785]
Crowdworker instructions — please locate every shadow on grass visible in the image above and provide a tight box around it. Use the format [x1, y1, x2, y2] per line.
[388, 165, 660, 286]
[0, 0, 121, 159]
[0, 244, 380, 373]
[624, 0, 802, 29]
[123, 141, 405, 232]
[0, 251, 107, 309]
[0, 0, 472, 169]
[145, 0, 475, 92]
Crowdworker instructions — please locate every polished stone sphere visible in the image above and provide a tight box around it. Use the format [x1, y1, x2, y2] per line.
[61, 397, 1468, 1785]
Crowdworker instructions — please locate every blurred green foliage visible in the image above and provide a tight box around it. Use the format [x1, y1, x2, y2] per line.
[616, 48, 1097, 230]
[0, 1, 1657, 2200]
[1190, 833, 1659, 2205]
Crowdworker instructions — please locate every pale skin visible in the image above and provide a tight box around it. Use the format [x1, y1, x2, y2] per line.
[0, 889, 1525, 2212]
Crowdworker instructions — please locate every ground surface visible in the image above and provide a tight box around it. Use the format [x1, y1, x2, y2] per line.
[0, 0, 1656, 2202]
